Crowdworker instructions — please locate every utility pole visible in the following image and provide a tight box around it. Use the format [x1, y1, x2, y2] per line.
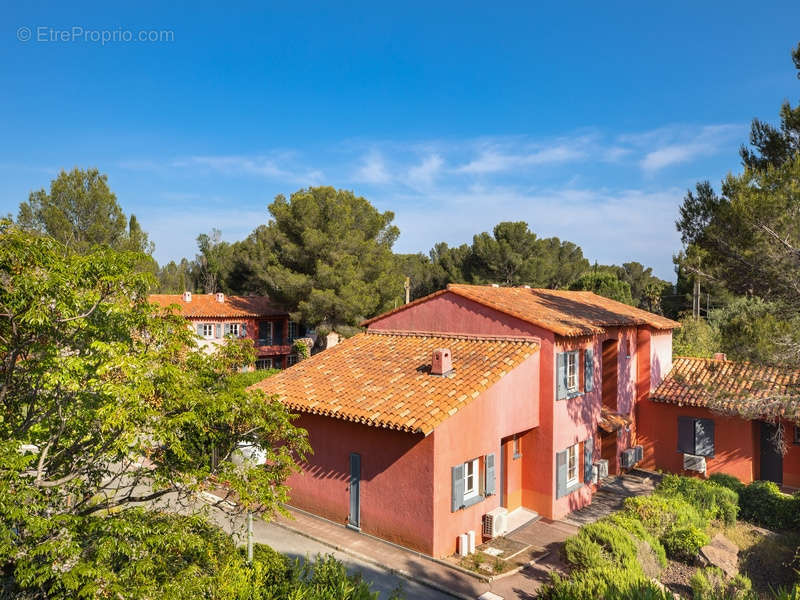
[404, 277, 410, 304]
[692, 278, 700, 320]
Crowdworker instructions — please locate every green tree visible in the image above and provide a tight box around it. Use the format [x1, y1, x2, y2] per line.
[672, 316, 719, 358]
[16, 168, 151, 255]
[242, 187, 402, 333]
[570, 269, 635, 305]
[156, 258, 194, 293]
[0, 221, 309, 583]
[195, 228, 236, 294]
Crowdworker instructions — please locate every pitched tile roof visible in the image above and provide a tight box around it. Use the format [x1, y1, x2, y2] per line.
[149, 294, 287, 318]
[249, 330, 539, 435]
[652, 356, 800, 419]
[362, 284, 680, 337]
[598, 406, 632, 433]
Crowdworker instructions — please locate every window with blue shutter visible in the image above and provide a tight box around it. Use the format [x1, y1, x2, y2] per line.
[557, 353, 568, 400]
[556, 449, 567, 498]
[451, 464, 465, 512]
[196, 323, 204, 336]
[240, 323, 246, 337]
[224, 323, 232, 336]
[215, 324, 222, 338]
[584, 348, 594, 392]
[678, 416, 715, 457]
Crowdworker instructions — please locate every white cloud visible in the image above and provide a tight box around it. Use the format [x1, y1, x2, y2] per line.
[353, 150, 392, 184]
[629, 124, 743, 173]
[456, 141, 588, 174]
[407, 153, 443, 187]
[172, 155, 323, 184]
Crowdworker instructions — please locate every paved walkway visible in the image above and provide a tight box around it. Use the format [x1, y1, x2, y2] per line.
[562, 469, 658, 526]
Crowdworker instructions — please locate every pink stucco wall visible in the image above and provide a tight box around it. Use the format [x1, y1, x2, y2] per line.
[431, 352, 540, 557]
[650, 330, 673, 390]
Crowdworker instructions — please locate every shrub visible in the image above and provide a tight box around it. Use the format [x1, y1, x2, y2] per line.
[739, 481, 800, 530]
[708, 473, 746, 495]
[541, 567, 673, 600]
[606, 513, 667, 568]
[690, 567, 753, 600]
[656, 474, 739, 525]
[573, 522, 639, 570]
[564, 536, 606, 569]
[661, 525, 710, 563]
[623, 494, 705, 537]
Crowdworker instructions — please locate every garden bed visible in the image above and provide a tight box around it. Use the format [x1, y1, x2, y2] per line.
[447, 536, 547, 577]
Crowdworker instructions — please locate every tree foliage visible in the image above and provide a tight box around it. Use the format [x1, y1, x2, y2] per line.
[570, 269, 635, 305]
[0, 222, 309, 587]
[17, 168, 153, 255]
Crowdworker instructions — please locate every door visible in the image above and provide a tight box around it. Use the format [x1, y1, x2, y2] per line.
[602, 339, 618, 410]
[601, 430, 618, 476]
[759, 422, 783, 484]
[348, 453, 361, 529]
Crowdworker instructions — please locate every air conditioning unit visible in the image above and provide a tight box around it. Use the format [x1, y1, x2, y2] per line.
[591, 464, 599, 484]
[596, 459, 609, 479]
[683, 453, 707, 473]
[634, 445, 644, 463]
[620, 448, 637, 469]
[483, 507, 508, 538]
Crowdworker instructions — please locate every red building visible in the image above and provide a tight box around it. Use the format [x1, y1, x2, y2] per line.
[149, 292, 305, 369]
[638, 355, 800, 489]
[251, 284, 679, 557]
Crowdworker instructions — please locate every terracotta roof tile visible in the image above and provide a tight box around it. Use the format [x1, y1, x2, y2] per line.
[149, 294, 287, 318]
[652, 356, 800, 419]
[362, 284, 680, 337]
[249, 330, 539, 435]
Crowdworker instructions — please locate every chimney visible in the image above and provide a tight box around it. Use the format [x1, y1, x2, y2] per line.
[713, 352, 727, 361]
[521, 285, 531, 289]
[182, 291, 192, 302]
[431, 348, 453, 376]
[216, 292, 225, 303]
[490, 283, 499, 288]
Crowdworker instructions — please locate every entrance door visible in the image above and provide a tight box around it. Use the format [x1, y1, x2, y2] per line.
[348, 453, 361, 529]
[601, 430, 618, 476]
[602, 340, 618, 410]
[759, 422, 783, 484]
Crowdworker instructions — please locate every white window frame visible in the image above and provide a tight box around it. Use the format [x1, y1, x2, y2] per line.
[227, 323, 239, 337]
[463, 458, 480, 500]
[255, 358, 273, 370]
[289, 321, 299, 342]
[566, 443, 579, 487]
[566, 351, 579, 392]
[202, 323, 215, 339]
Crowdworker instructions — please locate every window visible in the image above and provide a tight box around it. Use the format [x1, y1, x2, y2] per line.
[512, 434, 522, 459]
[794, 425, 800, 445]
[463, 458, 480, 500]
[226, 323, 239, 337]
[288, 354, 299, 367]
[678, 416, 715, 457]
[289, 321, 299, 342]
[202, 323, 214, 339]
[566, 443, 579, 487]
[258, 321, 273, 346]
[566, 351, 578, 392]
[255, 358, 273, 370]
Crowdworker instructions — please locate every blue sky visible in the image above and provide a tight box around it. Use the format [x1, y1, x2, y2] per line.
[1, 2, 799, 280]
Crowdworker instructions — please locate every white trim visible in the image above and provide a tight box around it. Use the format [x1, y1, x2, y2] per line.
[566, 351, 579, 392]
[463, 458, 480, 499]
[201, 323, 215, 339]
[566, 443, 579, 488]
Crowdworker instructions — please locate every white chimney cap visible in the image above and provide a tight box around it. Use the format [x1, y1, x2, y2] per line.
[182, 291, 192, 302]
[215, 292, 225, 303]
[490, 283, 499, 288]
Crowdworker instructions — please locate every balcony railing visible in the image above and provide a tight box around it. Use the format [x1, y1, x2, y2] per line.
[256, 336, 284, 347]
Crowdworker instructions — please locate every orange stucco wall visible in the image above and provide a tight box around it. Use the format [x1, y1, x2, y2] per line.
[286, 414, 436, 554]
[430, 352, 540, 557]
[637, 401, 759, 483]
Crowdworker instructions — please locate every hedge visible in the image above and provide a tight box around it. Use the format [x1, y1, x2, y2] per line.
[656, 474, 739, 525]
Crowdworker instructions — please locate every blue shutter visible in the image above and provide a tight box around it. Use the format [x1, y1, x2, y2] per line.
[678, 416, 695, 454]
[557, 353, 568, 400]
[584, 348, 594, 392]
[584, 436, 594, 484]
[196, 324, 204, 336]
[484, 453, 496, 496]
[215, 324, 222, 338]
[556, 450, 567, 498]
[451, 464, 465, 512]
[224, 323, 231, 336]
[695, 419, 715, 457]
[240, 323, 247, 337]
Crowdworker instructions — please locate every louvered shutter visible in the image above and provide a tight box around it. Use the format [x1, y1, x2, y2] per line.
[557, 353, 568, 400]
[215, 324, 222, 338]
[695, 419, 715, 457]
[240, 323, 247, 337]
[584, 437, 594, 484]
[224, 323, 231, 336]
[584, 348, 594, 392]
[196, 324, 204, 336]
[556, 450, 568, 498]
[678, 416, 695, 454]
[484, 454, 496, 496]
[451, 464, 465, 512]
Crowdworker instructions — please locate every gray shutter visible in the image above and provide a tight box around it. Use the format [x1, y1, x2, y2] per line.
[584, 348, 594, 392]
[695, 419, 715, 457]
[557, 353, 568, 400]
[196, 323, 204, 336]
[224, 323, 231, 336]
[451, 464, 465, 512]
[556, 450, 567, 498]
[484, 454, 496, 496]
[215, 324, 222, 338]
[678, 416, 695, 454]
[240, 323, 247, 337]
[584, 436, 594, 484]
